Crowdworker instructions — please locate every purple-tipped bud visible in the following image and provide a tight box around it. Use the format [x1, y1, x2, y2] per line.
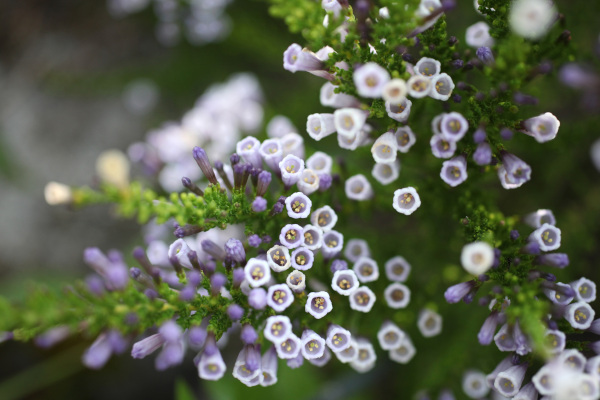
[179, 285, 196, 301]
[256, 171, 272, 197]
[535, 253, 569, 269]
[500, 128, 514, 141]
[188, 326, 207, 348]
[478, 311, 501, 345]
[35, 326, 71, 348]
[262, 235, 272, 244]
[510, 230, 520, 240]
[82, 333, 113, 370]
[473, 142, 492, 166]
[244, 344, 261, 372]
[144, 288, 158, 300]
[227, 304, 244, 321]
[181, 177, 204, 196]
[248, 288, 267, 310]
[452, 94, 462, 103]
[271, 202, 284, 215]
[85, 275, 105, 296]
[473, 128, 487, 144]
[513, 92, 538, 106]
[521, 241, 541, 255]
[319, 173, 333, 191]
[201, 240, 226, 261]
[210, 273, 227, 294]
[155, 340, 184, 371]
[252, 197, 267, 212]
[203, 334, 218, 357]
[451, 59, 464, 69]
[330, 259, 348, 273]
[476, 47, 494, 65]
[131, 333, 165, 359]
[492, 248, 501, 268]
[241, 325, 258, 344]
[444, 281, 476, 303]
[247, 234, 261, 248]
[187, 270, 202, 287]
[230, 153, 240, 165]
[192, 147, 218, 185]
[232, 268, 245, 288]
[129, 267, 141, 279]
[225, 239, 246, 264]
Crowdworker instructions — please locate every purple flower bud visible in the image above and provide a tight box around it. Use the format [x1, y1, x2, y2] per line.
[201, 240, 226, 261]
[247, 234, 261, 248]
[330, 259, 348, 273]
[493, 248, 501, 268]
[230, 153, 240, 165]
[85, 275, 105, 296]
[510, 230, 520, 240]
[473, 142, 492, 166]
[107, 330, 127, 354]
[473, 128, 486, 144]
[131, 333, 165, 359]
[129, 267, 141, 279]
[192, 147, 218, 185]
[535, 253, 569, 269]
[144, 288, 158, 300]
[271, 202, 284, 215]
[241, 325, 258, 344]
[232, 268, 245, 288]
[82, 333, 113, 370]
[188, 326, 207, 348]
[444, 281, 476, 303]
[452, 94, 462, 103]
[248, 288, 267, 310]
[252, 196, 267, 212]
[521, 241, 540, 255]
[210, 273, 227, 293]
[262, 235, 272, 244]
[179, 285, 196, 301]
[227, 304, 244, 321]
[500, 128, 514, 141]
[319, 173, 333, 191]
[513, 92, 538, 106]
[34, 326, 71, 348]
[244, 344, 261, 372]
[159, 320, 183, 343]
[155, 340, 184, 370]
[451, 59, 464, 69]
[181, 177, 204, 196]
[478, 311, 500, 345]
[256, 171, 272, 197]
[476, 46, 494, 65]
[225, 239, 246, 264]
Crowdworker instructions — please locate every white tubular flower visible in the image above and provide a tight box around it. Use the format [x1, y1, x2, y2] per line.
[311, 205, 338, 231]
[415, 57, 441, 77]
[353, 257, 379, 283]
[236, 136, 262, 167]
[345, 174, 373, 201]
[524, 209, 556, 228]
[332, 270, 360, 296]
[244, 258, 271, 287]
[305, 291, 333, 319]
[302, 224, 324, 250]
[44, 182, 72, 205]
[430, 73, 455, 101]
[394, 126, 416, 153]
[532, 364, 556, 396]
[264, 316, 292, 344]
[513, 382, 538, 400]
[344, 239, 371, 263]
[377, 321, 406, 350]
[320, 230, 343, 259]
[349, 286, 376, 312]
[430, 133, 457, 159]
[306, 151, 333, 176]
[301, 330, 326, 360]
[407, 75, 432, 98]
[267, 284, 294, 312]
[259, 139, 283, 172]
[286, 270, 306, 293]
[297, 169, 320, 195]
[267, 115, 296, 139]
[280, 132, 305, 159]
[559, 349, 587, 372]
[389, 335, 416, 364]
[521, 112, 560, 143]
[96, 149, 130, 189]
[379, 6, 390, 19]
[335, 338, 359, 363]
[571, 277, 597, 303]
[509, 0, 557, 40]
[486, 356, 513, 389]
[494, 323, 518, 352]
[529, 223, 562, 252]
[440, 112, 469, 142]
[384, 283, 411, 309]
[283, 43, 324, 73]
[372, 162, 400, 185]
[544, 329, 566, 355]
[494, 363, 528, 398]
[564, 301, 595, 329]
[279, 224, 304, 249]
[307, 113, 336, 141]
[353, 62, 391, 98]
[285, 192, 312, 219]
[260, 347, 278, 387]
[276, 333, 302, 359]
[198, 350, 227, 381]
[462, 370, 489, 399]
[371, 132, 398, 164]
[338, 127, 369, 150]
[465, 22, 495, 48]
[385, 256, 411, 282]
[321, 0, 342, 15]
[334, 108, 369, 138]
[291, 247, 314, 271]
[386, 98, 412, 122]
[232, 348, 261, 384]
[392, 187, 421, 215]
[267, 245, 291, 273]
[543, 282, 574, 305]
[440, 155, 468, 187]
[461, 241, 494, 275]
[418, 309, 442, 337]
[308, 347, 331, 367]
[586, 356, 600, 379]
[168, 238, 194, 269]
[279, 154, 305, 187]
[326, 325, 352, 353]
[320, 82, 359, 108]
[350, 339, 377, 373]
[382, 79, 408, 103]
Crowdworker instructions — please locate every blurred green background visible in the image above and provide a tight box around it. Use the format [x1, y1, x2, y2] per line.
[0, 0, 599, 399]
